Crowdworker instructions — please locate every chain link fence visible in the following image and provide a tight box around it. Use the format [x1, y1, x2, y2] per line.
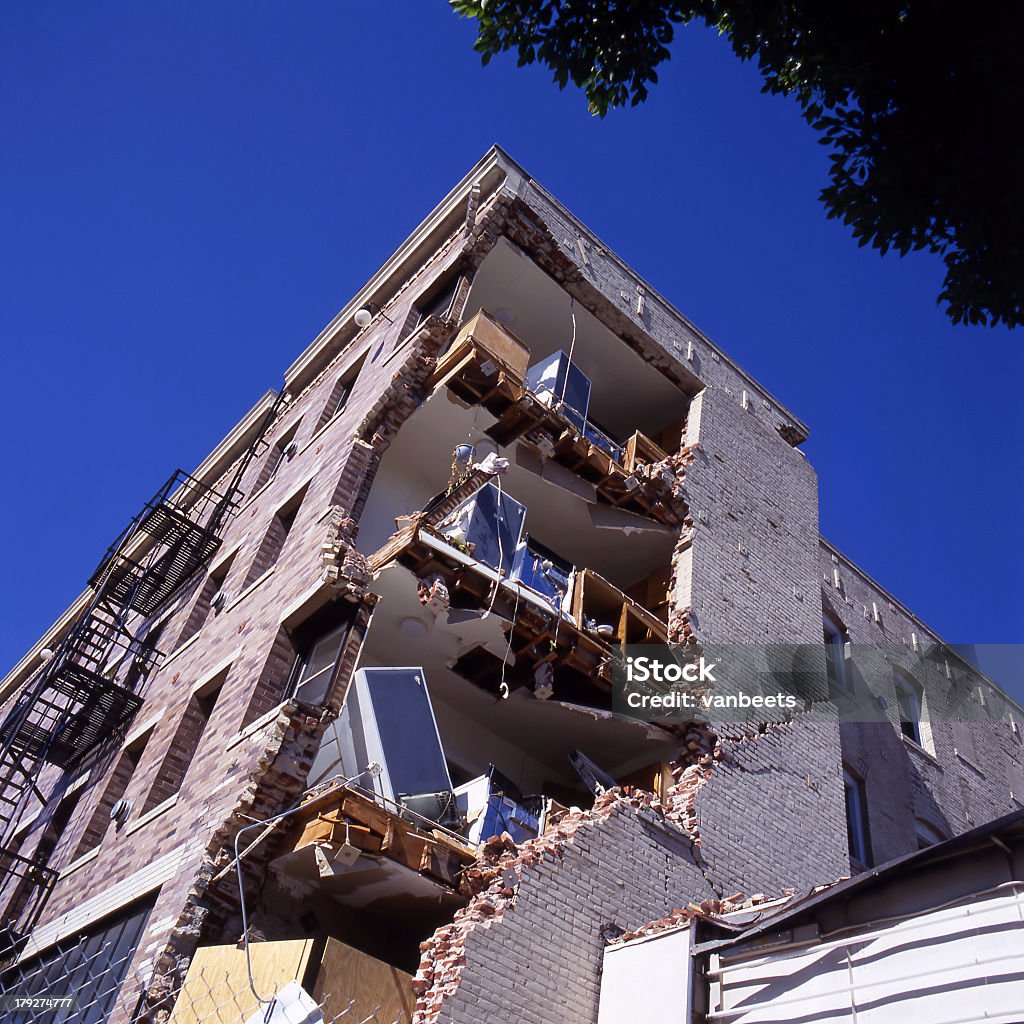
[0, 933, 411, 1024]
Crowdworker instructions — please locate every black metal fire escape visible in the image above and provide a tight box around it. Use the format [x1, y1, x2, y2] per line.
[0, 397, 280, 956]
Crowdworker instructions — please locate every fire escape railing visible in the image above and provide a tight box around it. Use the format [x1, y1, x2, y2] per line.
[0, 394, 282, 958]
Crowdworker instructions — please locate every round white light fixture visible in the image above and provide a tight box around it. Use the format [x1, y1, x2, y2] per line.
[398, 616, 430, 638]
[353, 307, 373, 329]
[40, 648, 54, 662]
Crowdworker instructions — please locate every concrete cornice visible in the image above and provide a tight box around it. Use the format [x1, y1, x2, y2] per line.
[282, 145, 521, 396]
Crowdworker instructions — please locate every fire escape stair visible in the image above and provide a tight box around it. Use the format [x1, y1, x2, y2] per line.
[0, 432, 279, 954]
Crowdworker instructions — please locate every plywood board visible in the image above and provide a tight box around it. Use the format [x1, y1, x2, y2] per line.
[314, 938, 415, 1023]
[168, 939, 316, 1024]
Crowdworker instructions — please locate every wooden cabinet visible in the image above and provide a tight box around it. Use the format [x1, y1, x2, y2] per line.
[571, 568, 668, 650]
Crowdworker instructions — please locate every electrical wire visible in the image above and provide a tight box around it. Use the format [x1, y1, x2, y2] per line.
[234, 765, 379, 1007]
[558, 297, 578, 412]
[498, 585, 521, 701]
[482, 473, 507, 621]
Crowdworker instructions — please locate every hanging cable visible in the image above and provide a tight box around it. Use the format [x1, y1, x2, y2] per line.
[558, 297, 578, 412]
[498, 584, 521, 700]
[234, 764, 380, 1007]
[482, 471, 508, 621]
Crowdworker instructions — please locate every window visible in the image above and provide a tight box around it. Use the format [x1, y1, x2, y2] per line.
[315, 357, 365, 431]
[75, 728, 152, 855]
[289, 625, 347, 706]
[4, 781, 86, 925]
[286, 606, 356, 707]
[241, 486, 307, 588]
[1008, 759, 1024, 803]
[142, 674, 225, 813]
[175, 552, 236, 648]
[1, 899, 153, 1024]
[122, 617, 168, 693]
[952, 718, 979, 766]
[241, 626, 297, 728]
[250, 418, 302, 495]
[843, 767, 872, 867]
[915, 819, 946, 850]
[823, 613, 849, 690]
[894, 669, 924, 745]
[409, 273, 461, 335]
[27, 785, 83, 868]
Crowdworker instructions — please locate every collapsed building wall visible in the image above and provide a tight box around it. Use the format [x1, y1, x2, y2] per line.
[1, 146, 1019, 1024]
[412, 793, 713, 1024]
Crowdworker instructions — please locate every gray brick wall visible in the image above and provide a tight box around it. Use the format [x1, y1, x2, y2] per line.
[821, 542, 1024, 868]
[437, 803, 712, 1024]
[697, 718, 849, 896]
[680, 385, 821, 644]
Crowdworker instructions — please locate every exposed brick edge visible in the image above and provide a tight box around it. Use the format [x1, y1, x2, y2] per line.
[134, 704, 327, 1021]
[411, 789, 687, 1024]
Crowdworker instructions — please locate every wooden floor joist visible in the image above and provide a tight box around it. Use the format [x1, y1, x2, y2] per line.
[427, 333, 681, 526]
[288, 784, 476, 889]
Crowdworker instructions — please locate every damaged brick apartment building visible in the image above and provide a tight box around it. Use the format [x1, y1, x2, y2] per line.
[0, 146, 1021, 1024]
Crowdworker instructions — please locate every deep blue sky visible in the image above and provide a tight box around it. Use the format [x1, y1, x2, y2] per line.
[2, 4, 1021, 689]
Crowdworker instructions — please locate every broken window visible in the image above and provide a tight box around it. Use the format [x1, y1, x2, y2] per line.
[407, 272, 462, 339]
[288, 624, 347, 707]
[843, 766, 872, 867]
[282, 603, 358, 709]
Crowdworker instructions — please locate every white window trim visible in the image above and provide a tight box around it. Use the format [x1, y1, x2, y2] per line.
[124, 794, 179, 835]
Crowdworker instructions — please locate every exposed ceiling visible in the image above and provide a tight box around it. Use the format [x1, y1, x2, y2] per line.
[358, 389, 677, 592]
[465, 238, 689, 439]
[360, 562, 679, 792]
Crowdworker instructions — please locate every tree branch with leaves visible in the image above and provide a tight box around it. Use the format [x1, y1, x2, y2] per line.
[452, 0, 1024, 328]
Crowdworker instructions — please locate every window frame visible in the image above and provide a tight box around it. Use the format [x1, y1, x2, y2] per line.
[287, 623, 348, 707]
[316, 355, 366, 431]
[823, 612, 849, 691]
[894, 669, 924, 746]
[843, 766, 872, 867]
